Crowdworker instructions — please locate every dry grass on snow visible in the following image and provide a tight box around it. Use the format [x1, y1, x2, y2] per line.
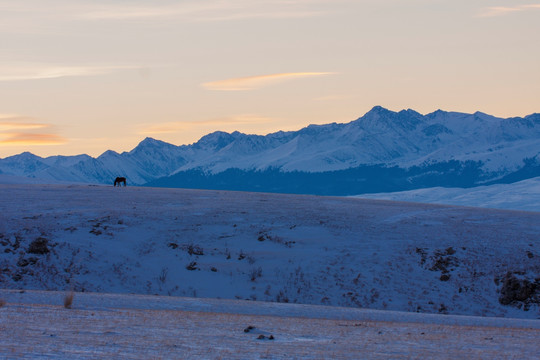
[0, 291, 538, 359]
[63, 291, 74, 309]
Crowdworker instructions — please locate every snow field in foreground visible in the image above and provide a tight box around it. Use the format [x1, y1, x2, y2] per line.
[0, 290, 538, 359]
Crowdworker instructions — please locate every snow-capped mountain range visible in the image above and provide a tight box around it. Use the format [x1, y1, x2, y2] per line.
[1, 106, 539, 194]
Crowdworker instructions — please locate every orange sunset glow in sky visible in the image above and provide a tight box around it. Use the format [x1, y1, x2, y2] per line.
[0, 0, 539, 157]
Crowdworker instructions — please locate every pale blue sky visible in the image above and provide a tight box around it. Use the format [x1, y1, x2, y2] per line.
[0, 0, 539, 157]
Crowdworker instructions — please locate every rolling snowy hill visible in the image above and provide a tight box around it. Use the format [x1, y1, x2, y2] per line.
[1, 184, 538, 320]
[355, 176, 540, 212]
[1, 107, 539, 195]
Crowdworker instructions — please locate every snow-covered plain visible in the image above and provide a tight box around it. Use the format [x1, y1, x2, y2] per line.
[1, 289, 539, 359]
[355, 176, 540, 212]
[1, 184, 538, 320]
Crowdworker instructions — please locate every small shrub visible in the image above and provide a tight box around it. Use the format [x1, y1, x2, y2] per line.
[158, 267, 168, 283]
[64, 292, 74, 309]
[244, 326, 255, 333]
[17, 257, 38, 267]
[258, 231, 294, 247]
[438, 303, 448, 314]
[17, 258, 30, 267]
[183, 244, 204, 256]
[499, 272, 539, 309]
[186, 261, 198, 271]
[249, 267, 263, 281]
[13, 234, 22, 250]
[445, 247, 456, 255]
[276, 290, 289, 303]
[28, 237, 49, 255]
[256, 334, 274, 340]
[89, 228, 102, 236]
[415, 247, 428, 265]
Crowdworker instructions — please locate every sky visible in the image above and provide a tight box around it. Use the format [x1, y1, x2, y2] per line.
[0, 0, 539, 158]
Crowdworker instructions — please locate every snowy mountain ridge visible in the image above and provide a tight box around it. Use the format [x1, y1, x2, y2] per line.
[355, 176, 540, 212]
[1, 106, 539, 190]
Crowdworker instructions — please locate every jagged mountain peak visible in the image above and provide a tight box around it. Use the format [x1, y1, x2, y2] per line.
[98, 149, 121, 158]
[473, 111, 498, 122]
[43, 154, 92, 167]
[131, 137, 179, 154]
[363, 106, 423, 120]
[365, 105, 392, 114]
[524, 113, 540, 123]
[138, 137, 164, 146]
[297, 122, 341, 137]
[399, 108, 421, 115]
[0, 151, 48, 176]
[5, 151, 42, 161]
[362, 105, 421, 117]
[426, 109, 449, 118]
[355, 106, 423, 132]
[194, 131, 239, 150]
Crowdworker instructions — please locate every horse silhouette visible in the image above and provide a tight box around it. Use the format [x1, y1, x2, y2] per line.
[114, 177, 127, 187]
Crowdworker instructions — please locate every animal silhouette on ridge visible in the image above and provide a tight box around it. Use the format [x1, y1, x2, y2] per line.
[114, 177, 126, 186]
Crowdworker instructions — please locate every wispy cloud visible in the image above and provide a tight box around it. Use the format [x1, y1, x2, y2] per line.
[80, 0, 338, 22]
[0, 1, 342, 37]
[313, 94, 358, 101]
[0, 114, 66, 146]
[0, 133, 66, 145]
[139, 114, 274, 135]
[477, 4, 540, 17]
[202, 72, 336, 91]
[0, 64, 137, 82]
[0, 115, 49, 130]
